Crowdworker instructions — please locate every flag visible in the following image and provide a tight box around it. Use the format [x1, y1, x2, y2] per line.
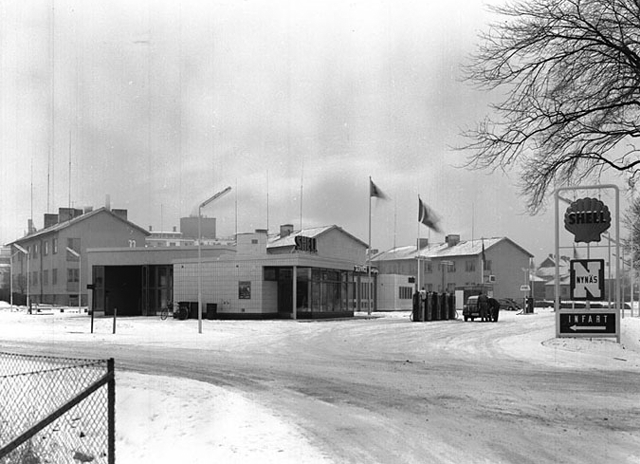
[418, 197, 441, 233]
[481, 239, 486, 264]
[573, 245, 580, 260]
[370, 179, 388, 200]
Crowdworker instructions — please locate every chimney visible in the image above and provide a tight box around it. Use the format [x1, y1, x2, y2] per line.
[445, 234, 460, 247]
[84, 206, 93, 214]
[27, 219, 36, 235]
[112, 209, 128, 221]
[417, 238, 429, 249]
[149, 226, 153, 231]
[58, 207, 73, 222]
[44, 214, 59, 228]
[173, 226, 177, 232]
[280, 224, 294, 237]
[105, 194, 111, 211]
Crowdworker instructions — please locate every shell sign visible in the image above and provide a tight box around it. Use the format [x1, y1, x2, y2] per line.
[564, 197, 611, 243]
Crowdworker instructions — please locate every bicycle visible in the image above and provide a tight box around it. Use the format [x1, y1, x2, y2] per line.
[160, 301, 172, 320]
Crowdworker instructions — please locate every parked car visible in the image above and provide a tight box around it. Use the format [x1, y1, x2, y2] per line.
[497, 298, 521, 311]
[463, 295, 481, 321]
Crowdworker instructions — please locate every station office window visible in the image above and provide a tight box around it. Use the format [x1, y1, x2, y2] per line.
[239, 281, 251, 299]
[52, 237, 58, 254]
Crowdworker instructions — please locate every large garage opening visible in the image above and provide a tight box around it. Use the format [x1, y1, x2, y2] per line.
[91, 265, 173, 316]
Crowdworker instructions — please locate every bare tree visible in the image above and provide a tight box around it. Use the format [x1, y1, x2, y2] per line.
[463, 0, 640, 212]
[624, 195, 640, 268]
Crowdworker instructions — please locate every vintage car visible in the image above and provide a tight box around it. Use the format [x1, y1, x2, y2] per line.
[462, 295, 481, 321]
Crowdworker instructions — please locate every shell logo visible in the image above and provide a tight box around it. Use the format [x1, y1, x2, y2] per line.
[564, 197, 611, 243]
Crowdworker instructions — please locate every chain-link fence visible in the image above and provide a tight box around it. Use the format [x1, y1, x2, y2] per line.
[0, 352, 115, 464]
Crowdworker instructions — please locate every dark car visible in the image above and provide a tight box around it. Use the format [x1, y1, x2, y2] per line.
[497, 298, 521, 311]
[463, 295, 481, 321]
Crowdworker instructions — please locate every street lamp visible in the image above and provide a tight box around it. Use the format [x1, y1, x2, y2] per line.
[13, 244, 29, 309]
[197, 186, 232, 334]
[66, 247, 81, 312]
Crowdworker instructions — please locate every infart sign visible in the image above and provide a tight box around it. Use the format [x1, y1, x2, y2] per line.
[564, 197, 611, 243]
[558, 311, 618, 337]
[569, 259, 605, 301]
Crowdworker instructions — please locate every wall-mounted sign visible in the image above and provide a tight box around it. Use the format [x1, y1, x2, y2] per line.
[295, 236, 317, 253]
[564, 197, 611, 243]
[354, 265, 378, 275]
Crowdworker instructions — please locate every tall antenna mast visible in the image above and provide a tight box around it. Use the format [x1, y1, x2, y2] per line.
[68, 131, 71, 208]
[300, 155, 304, 230]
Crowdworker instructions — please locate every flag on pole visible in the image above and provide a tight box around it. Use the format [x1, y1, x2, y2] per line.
[573, 244, 580, 260]
[370, 179, 388, 200]
[418, 197, 441, 233]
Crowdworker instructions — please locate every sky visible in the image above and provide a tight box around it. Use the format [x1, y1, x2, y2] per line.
[0, 0, 633, 264]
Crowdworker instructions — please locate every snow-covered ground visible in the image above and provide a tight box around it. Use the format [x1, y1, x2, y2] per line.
[1, 302, 639, 463]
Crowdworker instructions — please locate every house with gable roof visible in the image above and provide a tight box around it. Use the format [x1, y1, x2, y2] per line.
[7, 205, 149, 307]
[372, 234, 534, 307]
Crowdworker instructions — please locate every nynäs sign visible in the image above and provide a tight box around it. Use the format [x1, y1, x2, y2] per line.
[564, 197, 611, 243]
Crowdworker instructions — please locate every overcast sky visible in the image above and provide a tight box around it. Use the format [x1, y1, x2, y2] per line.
[0, 0, 631, 263]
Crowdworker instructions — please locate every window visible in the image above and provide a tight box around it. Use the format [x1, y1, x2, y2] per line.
[33, 243, 38, 258]
[52, 237, 58, 254]
[33, 271, 38, 286]
[52, 269, 57, 285]
[465, 260, 476, 272]
[43, 270, 49, 286]
[67, 268, 79, 283]
[399, 286, 413, 300]
[43, 240, 49, 256]
[239, 281, 251, 299]
[485, 260, 492, 271]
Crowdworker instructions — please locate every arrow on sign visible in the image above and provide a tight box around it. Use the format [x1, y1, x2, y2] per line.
[570, 325, 606, 331]
[573, 261, 602, 299]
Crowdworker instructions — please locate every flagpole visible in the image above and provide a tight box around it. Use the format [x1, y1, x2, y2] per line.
[368, 177, 372, 315]
[417, 195, 421, 293]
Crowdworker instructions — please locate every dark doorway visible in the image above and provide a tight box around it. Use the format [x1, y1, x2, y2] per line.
[104, 266, 142, 316]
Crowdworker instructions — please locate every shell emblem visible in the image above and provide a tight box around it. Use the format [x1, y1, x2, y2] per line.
[564, 197, 611, 243]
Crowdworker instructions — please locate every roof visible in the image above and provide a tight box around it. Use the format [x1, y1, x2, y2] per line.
[6, 207, 150, 245]
[267, 225, 369, 249]
[372, 237, 533, 261]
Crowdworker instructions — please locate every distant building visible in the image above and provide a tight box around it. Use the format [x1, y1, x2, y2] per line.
[6, 205, 149, 307]
[180, 216, 216, 240]
[372, 235, 534, 303]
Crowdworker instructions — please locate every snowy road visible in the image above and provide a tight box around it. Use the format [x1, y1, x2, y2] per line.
[2, 309, 640, 463]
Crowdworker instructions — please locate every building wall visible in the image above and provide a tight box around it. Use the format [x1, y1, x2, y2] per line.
[377, 274, 415, 311]
[13, 210, 148, 306]
[487, 240, 532, 300]
[174, 257, 276, 315]
[180, 216, 216, 239]
[316, 228, 366, 263]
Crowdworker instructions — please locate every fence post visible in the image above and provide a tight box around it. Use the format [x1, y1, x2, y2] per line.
[108, 358, 115, 464]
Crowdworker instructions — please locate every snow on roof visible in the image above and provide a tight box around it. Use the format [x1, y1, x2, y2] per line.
[8, 207, 150, 245]
[267, 225, 368, 249]
[373, 237, 510, 261]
